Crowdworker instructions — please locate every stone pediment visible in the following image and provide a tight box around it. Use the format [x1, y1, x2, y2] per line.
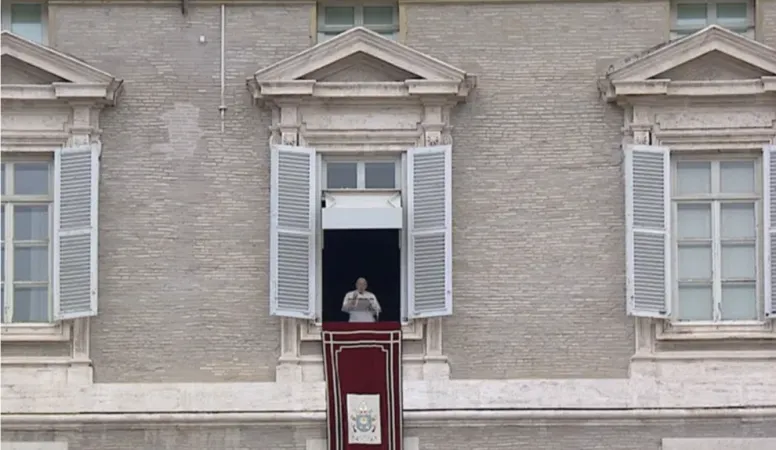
[601, 25, 776, 101]
[1, 31, 122, 103]
[248, 27, 475, 101]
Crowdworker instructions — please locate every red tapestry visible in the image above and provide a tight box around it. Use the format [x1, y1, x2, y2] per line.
[322, 322, 403, 450]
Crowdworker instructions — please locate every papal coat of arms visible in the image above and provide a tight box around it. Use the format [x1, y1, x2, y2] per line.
[346, 394, 381, 444]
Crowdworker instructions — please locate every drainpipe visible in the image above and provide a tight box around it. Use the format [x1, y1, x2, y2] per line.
[219, 4, 227, 133]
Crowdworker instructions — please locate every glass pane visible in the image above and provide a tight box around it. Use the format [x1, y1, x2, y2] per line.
[1, 164, 5, 195]
[676, 3, 709, 27]
[721, 282, 757, 320]
[364, 162, 396, 189]
[1, 205, 4, 241]
[720, 161, 755, 193]
[13, 163, 50, 195]
[326, 162, 358, 189]
[363, 6, 394, 25]
[14, 205, 49, 241]
[10, 3, 44, 43]
[324, 6, 355, 26]
[677, 203, 711, 239]
[1, 284, 4, 323]
[717, 2, 748, 26]
[1, 247, 4, 282]
[676, 162, 711, 195]
[721, 203, 755, 239]
[721, 243, 756, 279]
[12, 286, 48, 323]
[678, 244, 712, 280]
[677, 285, 713, 321]
[13, 246, 48, 282]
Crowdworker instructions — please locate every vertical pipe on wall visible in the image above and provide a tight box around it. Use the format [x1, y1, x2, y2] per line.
[219, 4, 227, 133]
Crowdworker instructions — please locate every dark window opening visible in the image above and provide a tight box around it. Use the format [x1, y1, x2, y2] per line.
[322, 229, 401, 323]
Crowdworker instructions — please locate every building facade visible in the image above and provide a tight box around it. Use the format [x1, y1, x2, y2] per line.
[1, 0, 776, 448]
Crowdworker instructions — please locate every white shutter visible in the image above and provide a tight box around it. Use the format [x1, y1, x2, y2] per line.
[764, 145, 776, 319]
[270, 144, 317, 319]
[53, 143, 100, 320]
[625, 144, 670, 317]
[407, 145, 452, 319]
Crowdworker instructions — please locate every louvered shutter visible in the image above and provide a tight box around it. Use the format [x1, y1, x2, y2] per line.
[625, 144, 671, 317]
[764, 145, 776, 319]
[53, 143, 100, 320]
[270, 144, 317, 319]
[407, 145, 453, 319]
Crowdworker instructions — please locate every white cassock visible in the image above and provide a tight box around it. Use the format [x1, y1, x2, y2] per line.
[342, 290, 381, 323]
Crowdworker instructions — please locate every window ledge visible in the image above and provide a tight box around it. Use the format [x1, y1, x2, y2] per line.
[1, 322, 70, 342]
[300, 319, 423, 341]
[657, 320, 775, 340]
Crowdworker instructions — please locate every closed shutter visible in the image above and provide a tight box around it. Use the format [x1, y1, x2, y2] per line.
[407, 145, 453, 319]
[53, 143, 100, 320]
[270, 144, 317, 319]
[764, 145, 776, 319]
[625, 144, 671, 317]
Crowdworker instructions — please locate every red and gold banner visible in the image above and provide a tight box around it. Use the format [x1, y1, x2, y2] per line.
[322, 322, 403, 450]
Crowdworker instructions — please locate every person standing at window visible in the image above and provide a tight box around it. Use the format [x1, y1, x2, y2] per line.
[342, 277, 381, 323]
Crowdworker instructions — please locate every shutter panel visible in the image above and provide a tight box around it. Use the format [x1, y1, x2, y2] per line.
[270, 144, 317, 319]
[764, 145, 776, 319]
[53, 143, 100, 320]
[407, 145, 452, 319]
[625, 144, 670, 318]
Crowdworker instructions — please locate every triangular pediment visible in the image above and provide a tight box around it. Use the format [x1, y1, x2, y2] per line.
[254, 27, 466, 82]
[1, 54, 67, 84]
[607, 25, 776, 82]
[301, 52, 420, 82]
[1, 31, 117, 85]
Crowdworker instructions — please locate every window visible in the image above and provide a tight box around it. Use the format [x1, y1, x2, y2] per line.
[625, 144, 776, 327]
[1, 145, 100, 327]
[1, 1, 47, 44]
[317, 3, 398, 42]
[673, 157, 760, 322]
[671, 0, 754, 38]
[2, 158, 54, 323]
[268, 144, 453, 323]
[323, 159, 401, 190]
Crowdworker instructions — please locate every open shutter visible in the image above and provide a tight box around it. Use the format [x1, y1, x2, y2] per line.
[53, 143, 100, 320]
[625, 144, 670, 318]
[407, 145, 452, 319]
[270, 144, 316, 319]
[764, 145, 776, 319]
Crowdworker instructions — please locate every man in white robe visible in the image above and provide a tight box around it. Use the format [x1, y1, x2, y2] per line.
[342, 277, 381, 323]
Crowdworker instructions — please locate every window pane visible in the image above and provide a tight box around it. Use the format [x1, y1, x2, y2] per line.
[678, 244, 712, 279]
[676, 162, 711, 195]
[13, 205, 49, 241]
[677, 203, 711, 239]
[324, 6, 355, 26]
[1, 247, 4, 282]
[1, 284, 4, 323]
[721, 282, 757, 320]
[1, 205, 4, 241]
[364, 162, 395, 189]
[676, 3, 708, 27]
[721, 243, 756, 279]
[13, 163, 49, 195]
[13, 246, 48, 282]
[716, 2, 748, 27]
[326, 162, 358, 189]
[720, 161, 755, 193]
[677, 285, 713, 321]
[10, 3, 44, 43]
[12, 286, 48, 322]
[721, 203, 755, 239]
[363, 6, 394, 25]
[1, 164, 5, 196]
